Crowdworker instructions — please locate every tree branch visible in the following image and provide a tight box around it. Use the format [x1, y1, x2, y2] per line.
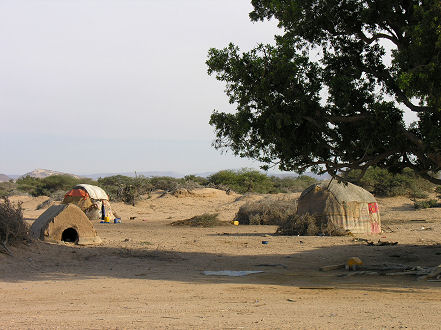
[358, 31, 401, 48]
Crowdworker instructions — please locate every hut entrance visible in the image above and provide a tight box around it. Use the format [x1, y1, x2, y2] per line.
[61, 228, 79, 243]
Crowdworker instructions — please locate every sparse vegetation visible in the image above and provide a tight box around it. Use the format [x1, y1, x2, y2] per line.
[208, 169, 319, 194]
[170, 213, 225, 227]
[413, 199, 439, 209]
[208, 169, 274, 194]
[0, 197, 29, 254]
[0, 181, 18, 197]
[275, 214, 348, 236]
[345, 167, 434, 197]
[16, 175, 97, 199]
[235, 196, 298, 225]
[6, 169, 321, 204]
[270, 175, 319, 193]
[97, 175, 203, 205]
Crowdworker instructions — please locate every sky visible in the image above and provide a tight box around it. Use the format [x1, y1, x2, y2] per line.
[0, 1, 418, 177]
[0, 0, 279, 175]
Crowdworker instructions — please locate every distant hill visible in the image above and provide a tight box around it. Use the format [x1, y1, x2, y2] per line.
[84, 170, 329, 180]
[20, 169, 80, 179]
[0, 174, 10, 182]
[85, 171, 184, 180]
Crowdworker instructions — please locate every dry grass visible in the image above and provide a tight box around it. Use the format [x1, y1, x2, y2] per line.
[170, 213, 226, 227]
[0, 197, 29, 254]
[235, 196, 297, 225]
[275, 214, 348, 236]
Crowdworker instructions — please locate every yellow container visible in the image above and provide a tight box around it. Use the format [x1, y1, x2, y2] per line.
[104, 216, 110, 223]
[233, 221, 239, 226]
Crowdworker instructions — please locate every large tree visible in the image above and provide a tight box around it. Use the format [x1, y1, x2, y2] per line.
[206, 0, 441, 183]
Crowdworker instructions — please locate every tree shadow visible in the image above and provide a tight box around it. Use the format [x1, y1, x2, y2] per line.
[1, 238, 440, 292]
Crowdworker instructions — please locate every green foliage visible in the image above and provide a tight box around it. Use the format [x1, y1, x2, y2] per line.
[235, 196, 298, 225]
[207, 169, 318, 194]
[15, 176, 41, 196]
[275, 214, 347, 236]
[207, 1, 441, 184]
[413, 199, 439, 209]
[16, 175, 97, 198]
[0, 182, 17, 197]
[97, 175, 205, 205]
[270, 175, 318, 193]
[208, 168, 274, 194]
[184, 175, 209, 186]
[97, 175, 152, 205]
[170, 213, 224, 227]
[345, 167, 434, 197]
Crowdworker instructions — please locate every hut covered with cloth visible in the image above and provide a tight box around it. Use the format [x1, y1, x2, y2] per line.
[63, 184, 115, 220]
[296, 181, 381, 234]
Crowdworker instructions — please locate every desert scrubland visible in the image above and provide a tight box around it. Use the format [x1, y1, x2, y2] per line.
[1, 188, 441, 329]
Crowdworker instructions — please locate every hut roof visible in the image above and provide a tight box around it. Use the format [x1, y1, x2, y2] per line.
[74, 184, 108, 200]
[300, 181, 376, 203]
[30, 204, 101, 245]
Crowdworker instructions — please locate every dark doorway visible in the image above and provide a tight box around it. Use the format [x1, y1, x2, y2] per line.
[61, 228, 79, 243]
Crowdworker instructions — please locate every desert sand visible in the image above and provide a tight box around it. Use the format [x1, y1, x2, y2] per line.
[1, 188, 441, 329]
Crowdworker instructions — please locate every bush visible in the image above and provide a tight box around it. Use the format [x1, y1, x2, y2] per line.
[413, 199, 439, 209]
[97, 175, 204, 205]
[0, 182, 18, 197]
[275, 214, 347, 236]
[97, 175, 153, 205]
[207, 169, 320, 194]
[270, 175, 319, 193]
[208, 168, 275, 194]
[16, 175, 97, 198]
[0, 197, 29, 252]
[184, 175, 209, 186]
[170, 213, 225, 227]
[235, 196, 298, 225]
[345, 167, 434, 197]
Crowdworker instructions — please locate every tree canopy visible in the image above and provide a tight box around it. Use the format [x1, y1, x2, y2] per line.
[206, 0, 441, 183]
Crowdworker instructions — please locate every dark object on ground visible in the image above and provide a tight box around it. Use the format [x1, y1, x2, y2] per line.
[320, 264, 345, 272]
[255, 264, 288, 269]
[366, 240, 398, 246]
[170, 213, 226, 227]
[275, 214, 348, 236]
[0, 197, 29, 255]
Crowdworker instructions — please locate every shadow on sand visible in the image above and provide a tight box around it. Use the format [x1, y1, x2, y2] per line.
[1, 236, 441, 293]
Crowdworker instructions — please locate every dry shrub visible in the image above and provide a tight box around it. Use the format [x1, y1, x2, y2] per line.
[275, 214, 348, 236]
[170, 213, 226, 227]
[0, 197, 29, 252]
[235, 196, 297, 225]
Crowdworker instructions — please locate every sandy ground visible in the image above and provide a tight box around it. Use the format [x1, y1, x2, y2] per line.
[1, 188, 441, 329]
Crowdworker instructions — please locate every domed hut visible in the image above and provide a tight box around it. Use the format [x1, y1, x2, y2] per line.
[297, 181, 381, 234]
[63, 184, 115, 220]
[31, 204, 102, 245]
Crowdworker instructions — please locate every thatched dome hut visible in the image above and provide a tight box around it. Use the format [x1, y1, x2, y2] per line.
[297, 181, 381, 234]
[31, 204, 102, 245]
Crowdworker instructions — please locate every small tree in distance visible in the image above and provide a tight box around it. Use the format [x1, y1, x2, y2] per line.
[207, 1, 441, 183]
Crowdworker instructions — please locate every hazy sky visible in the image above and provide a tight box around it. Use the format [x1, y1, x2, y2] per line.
[0, 0, 278, 175]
